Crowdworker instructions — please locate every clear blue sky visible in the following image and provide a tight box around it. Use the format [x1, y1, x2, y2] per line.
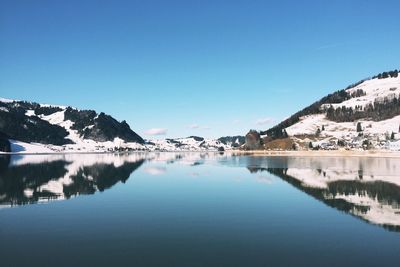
[1, 0, 399, 138]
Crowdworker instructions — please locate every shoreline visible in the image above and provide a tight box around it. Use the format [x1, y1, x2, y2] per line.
[1, 149, 400, 158]
[231, 149, 400, 158]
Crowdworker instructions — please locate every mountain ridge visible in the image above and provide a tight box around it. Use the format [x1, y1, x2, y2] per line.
[0, 98, 145, 153]
[0, 98, 244, 153]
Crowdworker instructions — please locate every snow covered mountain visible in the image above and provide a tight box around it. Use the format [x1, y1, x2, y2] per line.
[0, 98, 244, 153]
[260, 70, 400, 151]
[0, 98, 145, 153]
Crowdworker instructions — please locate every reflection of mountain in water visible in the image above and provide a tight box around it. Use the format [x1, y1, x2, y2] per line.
[263, 168, 400, 232]
[221, 155, 400, 178]
[0, 154, 144, 207]
[63, 161, 144, 197]
[2, 152, 399, 232]
[0, 152, 225, 208]
[226, 155, 400, 232]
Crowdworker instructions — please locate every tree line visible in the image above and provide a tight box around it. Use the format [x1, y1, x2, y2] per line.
[373, 70, 399, 79]
[326, 95, 400, 122]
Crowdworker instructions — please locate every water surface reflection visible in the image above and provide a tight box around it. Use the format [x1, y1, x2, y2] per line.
[1, 153, 400, 267]
[221, 155, 400, 231]
[1, 153, 400, 232]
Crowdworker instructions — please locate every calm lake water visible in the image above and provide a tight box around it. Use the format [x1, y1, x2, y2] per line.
[0, 153, 400, 267]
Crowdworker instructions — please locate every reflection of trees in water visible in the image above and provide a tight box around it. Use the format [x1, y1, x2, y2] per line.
[63, 161, 144, 198]
[0, 156, 144, 207]
[232, 155, 400, 177]
[0, 159, 70, 205]
[328, 180, 400, 208]
[261, 168, 400, 232]
[0, 155, 10, 171]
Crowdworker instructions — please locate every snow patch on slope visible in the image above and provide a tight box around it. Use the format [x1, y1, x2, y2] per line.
[328, 76, 400, 110]
[0, 98, 14, 103]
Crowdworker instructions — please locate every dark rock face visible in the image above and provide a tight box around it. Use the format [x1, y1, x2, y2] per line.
[82, 113, 144, 143]
[245, 130, 261, 150]
[0, 131, 11, 152]
[62, 108, 144, 143]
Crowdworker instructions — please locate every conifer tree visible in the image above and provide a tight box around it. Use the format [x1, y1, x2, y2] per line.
[316, 128, 321, 136]
[356, 122, 362, 132]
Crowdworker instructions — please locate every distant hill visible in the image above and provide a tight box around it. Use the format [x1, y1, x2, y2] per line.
[147, 135, 245, 151]
[217, 136, 245, 147]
